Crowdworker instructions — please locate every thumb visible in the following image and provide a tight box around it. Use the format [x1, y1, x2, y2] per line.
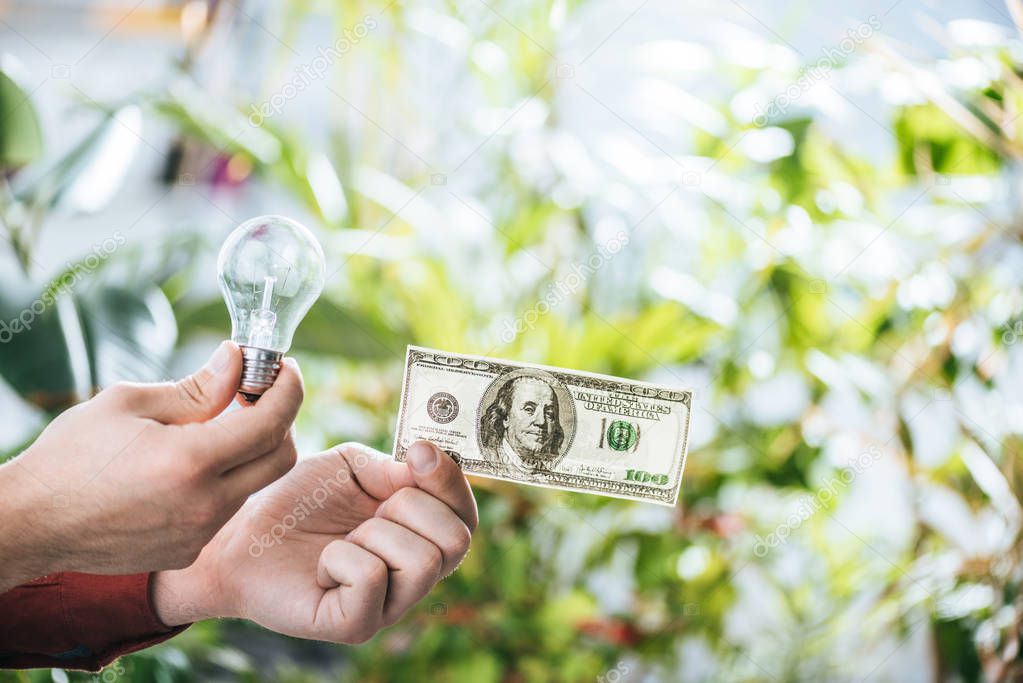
[404, 440, 479, 532]
[134, 340, 243, 424]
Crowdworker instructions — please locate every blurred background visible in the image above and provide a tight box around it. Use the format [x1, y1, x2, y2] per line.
[1, 0, 1022, 680]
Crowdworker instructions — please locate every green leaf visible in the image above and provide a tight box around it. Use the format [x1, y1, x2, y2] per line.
[76, 283, 178, 387]
[0, 68, 43, 168]
[294, 297, 405, 359]
[0, 276, 86, 410]
[0, 275, 177, 410]
[176, 296, 404, 361]
[152, 78, 281, 164]
[448, 650, 501, 683]
[16, 106, 141, 214]
[894, 103, 1001, 176]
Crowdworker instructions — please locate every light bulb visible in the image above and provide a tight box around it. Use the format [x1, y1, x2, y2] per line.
[217, 215, 325, 400]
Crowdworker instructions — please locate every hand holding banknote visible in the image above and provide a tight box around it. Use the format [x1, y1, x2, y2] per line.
[151, 441, 476, 644]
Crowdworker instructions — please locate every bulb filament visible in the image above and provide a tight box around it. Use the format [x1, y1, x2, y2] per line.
[248, 275, 278, 348]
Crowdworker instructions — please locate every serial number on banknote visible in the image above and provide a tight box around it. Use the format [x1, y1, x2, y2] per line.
[392, 346, 693, 506]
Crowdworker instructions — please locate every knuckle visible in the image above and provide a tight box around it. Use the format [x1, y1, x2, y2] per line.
[333, 442, 360, 465]
[346, 524, 367, 547]
[380, 610, 404, 629]
[177, 445, 214, 483]
[184, 497, 220, 528]
[168, 456, 201, 488]
[348, 518, 382, 547]
[99, 381, 135, 406]
[55, 401, 88, 423]
[361, 555, 389, 589]
[333, 441, 383, 472]
[442, 524, 472, 561]
[346, 624, 378, 644]
[176, 373, 209, 407]
[423, 544, 444, 577]
[274, 440, 298, 476]
[381, 487, 417, 519]
[267, 419, 290, 451]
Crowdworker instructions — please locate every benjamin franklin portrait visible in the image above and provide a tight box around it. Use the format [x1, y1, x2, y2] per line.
[478, 369, 575, 473]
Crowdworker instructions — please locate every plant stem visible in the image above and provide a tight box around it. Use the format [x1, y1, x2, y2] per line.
[0, 176, 33, 278]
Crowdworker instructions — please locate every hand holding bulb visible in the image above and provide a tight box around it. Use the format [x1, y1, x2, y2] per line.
[218, 215, 326, 400]
[0, 341, 305, 593]
[0, 215, 324, 591]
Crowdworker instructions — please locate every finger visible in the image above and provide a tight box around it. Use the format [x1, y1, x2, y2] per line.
[374, 486, 472, 576]
[345, 517, 444, 625]
[219, 430, 298, 499]
[404, 440, 478, 532]
[334, 443, 416, 500]
[186, 358, 304, 473]
[316, 540, 388, 643]
[125, 341, 241, 424]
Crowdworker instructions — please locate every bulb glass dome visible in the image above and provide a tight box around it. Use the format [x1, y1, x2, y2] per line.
[217, 215, 325, 353]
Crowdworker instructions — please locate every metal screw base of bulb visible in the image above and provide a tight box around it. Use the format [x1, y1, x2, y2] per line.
[238, 345, 283, 402]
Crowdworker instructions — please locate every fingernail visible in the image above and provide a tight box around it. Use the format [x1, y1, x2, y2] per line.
[408, 440, 439, 474]
[204, 341, 233, 374]
[284, 357, 299, 371]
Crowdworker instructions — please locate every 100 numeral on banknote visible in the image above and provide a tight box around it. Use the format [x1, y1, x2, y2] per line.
[393, 346, 694, 506]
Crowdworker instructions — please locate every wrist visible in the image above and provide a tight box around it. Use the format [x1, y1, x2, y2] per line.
[0, 460, 63, 592]
[151, 544, 231, 627]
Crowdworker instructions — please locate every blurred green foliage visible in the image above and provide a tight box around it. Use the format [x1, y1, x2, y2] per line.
[2, 1, 1023, 681]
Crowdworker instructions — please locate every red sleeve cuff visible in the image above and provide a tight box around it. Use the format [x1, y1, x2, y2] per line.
[0, 572, 189, 671]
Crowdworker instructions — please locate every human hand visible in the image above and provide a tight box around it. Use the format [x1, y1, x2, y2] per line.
[0, 341, 304, 593]
[152, 440, 477, 644]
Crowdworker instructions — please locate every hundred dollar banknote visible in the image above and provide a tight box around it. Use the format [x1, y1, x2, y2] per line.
[392, 346, 693, 506]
